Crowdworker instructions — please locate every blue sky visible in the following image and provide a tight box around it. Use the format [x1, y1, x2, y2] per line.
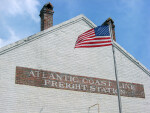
[0, 0, 150, 70]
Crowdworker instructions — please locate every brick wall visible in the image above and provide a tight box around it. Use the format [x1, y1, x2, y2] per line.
[40, 2, 54, 31]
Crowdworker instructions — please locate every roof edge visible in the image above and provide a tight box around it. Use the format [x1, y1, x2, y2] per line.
[0, 14, 96, 55]
[113, 41, 150, 76]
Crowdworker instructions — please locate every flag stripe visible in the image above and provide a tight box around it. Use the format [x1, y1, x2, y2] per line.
[76, 37, 111, 43]
[75, 25, 112, 48]
[76, 40, 112, 46]
[76, 35, 96, 43]
[81, 30, 95, 35]
[76, 42, 112, 47]
[77, 30, 95, 41]
[78, 36, 111, 40]
[75, 44, 112, 48]
[78, 38, 111, 43]
[79, 31, 95, 38]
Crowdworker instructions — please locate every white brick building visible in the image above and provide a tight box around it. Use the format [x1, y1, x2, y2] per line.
[0, 3, 150, 113]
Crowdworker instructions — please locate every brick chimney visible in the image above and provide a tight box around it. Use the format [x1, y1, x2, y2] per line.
[102, 18, 116, 41]
[40, 2, 54, 31]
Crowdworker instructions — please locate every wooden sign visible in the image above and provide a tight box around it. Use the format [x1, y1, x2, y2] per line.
[15, 66, 145, 98]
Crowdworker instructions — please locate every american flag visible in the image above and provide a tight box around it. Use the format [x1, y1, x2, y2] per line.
[75, 25, 112, 48]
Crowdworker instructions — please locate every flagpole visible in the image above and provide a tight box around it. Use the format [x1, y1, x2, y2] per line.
[109, 20, 122, 113]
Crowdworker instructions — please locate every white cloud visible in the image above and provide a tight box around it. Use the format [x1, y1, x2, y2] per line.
[0, 38, 3, 47]
[24, 0, 40, 22]
[0, 27, 20, 48]
[0, 0, 40, 48]
[0, 0, 40, 22]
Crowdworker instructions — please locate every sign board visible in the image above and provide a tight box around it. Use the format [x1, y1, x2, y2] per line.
[15, 66, 145, 98]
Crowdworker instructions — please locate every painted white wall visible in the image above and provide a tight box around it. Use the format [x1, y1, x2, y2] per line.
[0, 15, 149, 113]
[115, 46, 150, 113]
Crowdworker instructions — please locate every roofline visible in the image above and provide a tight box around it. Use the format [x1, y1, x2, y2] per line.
[0, 14, 96, 55]
[113, 41, 150, 76]
[1, 14, 149, 76]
